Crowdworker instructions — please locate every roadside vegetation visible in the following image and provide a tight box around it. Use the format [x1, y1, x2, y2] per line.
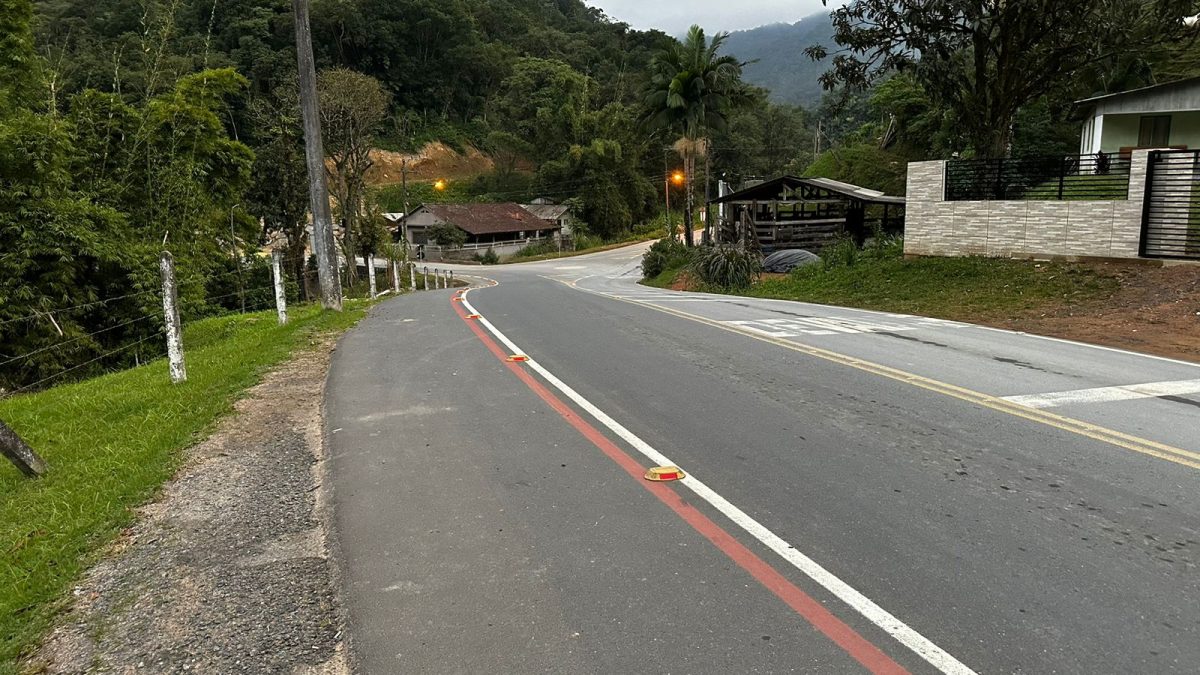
[0, 303, 367, 673]
[642, 237, 1120, 322]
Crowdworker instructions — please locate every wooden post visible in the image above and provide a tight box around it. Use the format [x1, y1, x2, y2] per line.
[448, 270, 454, 287]
[293, 0, 342, 311]
[272, 249, 288, 325]
[367, 254, 377, 299]
[159, 251, 187, 384]
[1, 420, 47, 477]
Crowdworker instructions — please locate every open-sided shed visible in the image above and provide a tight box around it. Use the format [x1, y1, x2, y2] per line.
[708, 176, 905, 252]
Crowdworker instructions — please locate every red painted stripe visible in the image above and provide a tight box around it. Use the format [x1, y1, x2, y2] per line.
[453, 298, 909, 675]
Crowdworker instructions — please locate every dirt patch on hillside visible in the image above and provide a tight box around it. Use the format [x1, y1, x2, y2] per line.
[985, 261, 1200, 363]
[366, 142, 494, 185]
[28, 340, 348, 674]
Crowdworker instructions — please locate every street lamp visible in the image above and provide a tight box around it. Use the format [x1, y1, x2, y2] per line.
[672, 171, 685, 185]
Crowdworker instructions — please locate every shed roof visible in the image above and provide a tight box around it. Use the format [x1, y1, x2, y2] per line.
[709, 175, 905, 206]
[409, 203, 555, 235]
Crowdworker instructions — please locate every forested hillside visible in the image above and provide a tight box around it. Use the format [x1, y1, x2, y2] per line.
[4, 0, 795, 390]
[723, 14, 834, 107]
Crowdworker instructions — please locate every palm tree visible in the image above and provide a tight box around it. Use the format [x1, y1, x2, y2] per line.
[641, 25, 746, 247]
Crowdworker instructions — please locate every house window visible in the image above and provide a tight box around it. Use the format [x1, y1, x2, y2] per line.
[1138, 115, 1172, 147]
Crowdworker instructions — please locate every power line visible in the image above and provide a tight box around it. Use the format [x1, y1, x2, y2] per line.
[0, 314, 157, 368]
[10, 334, 157, 395]
[0, 264, 271, 329]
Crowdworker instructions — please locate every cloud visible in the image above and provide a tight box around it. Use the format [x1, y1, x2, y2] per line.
[589, 0, 833, 34]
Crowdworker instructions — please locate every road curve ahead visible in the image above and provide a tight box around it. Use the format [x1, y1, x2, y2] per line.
[326, 243, 1199, 674]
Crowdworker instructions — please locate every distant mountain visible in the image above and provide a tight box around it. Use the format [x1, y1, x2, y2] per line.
[723, 13, 835, 108]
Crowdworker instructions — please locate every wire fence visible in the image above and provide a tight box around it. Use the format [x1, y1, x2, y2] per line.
[0, 252, 449, 401]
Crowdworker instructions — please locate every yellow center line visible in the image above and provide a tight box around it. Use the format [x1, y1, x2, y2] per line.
[562, 280, 1200, 471]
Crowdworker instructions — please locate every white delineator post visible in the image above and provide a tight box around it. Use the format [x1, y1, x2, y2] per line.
[448, 270, 454, 287]
[392, 260, 400, 293]
[409, 262, 416, 291]
[272, 249, 288, 325]
[433, 268, 440, 289]
[159, 251, 187, 384]
[422, 266, 429, 290]
[367, 254, 378, 298]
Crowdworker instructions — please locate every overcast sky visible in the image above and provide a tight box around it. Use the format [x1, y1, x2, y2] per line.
[587, 0, 833, 34]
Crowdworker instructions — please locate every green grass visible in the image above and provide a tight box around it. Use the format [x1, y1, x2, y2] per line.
[644, 250, 1119, 321]
[0, 302, 368, 673]
[642, 266, 687, 289]
[1024, 173, 1130, 201]
[752, 257, 1118, 319]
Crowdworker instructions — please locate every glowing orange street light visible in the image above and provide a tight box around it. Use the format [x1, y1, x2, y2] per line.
[434, 179, 447, 191]
[671, 171, 685, 185]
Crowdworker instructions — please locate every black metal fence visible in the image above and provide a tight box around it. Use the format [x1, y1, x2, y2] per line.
[1141, 149, 1200, 259]
[945, 153, 1131, 201]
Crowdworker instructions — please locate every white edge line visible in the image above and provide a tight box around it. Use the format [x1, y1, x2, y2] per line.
[974, 325, 1200, 370]
[459, 288, 977, 675]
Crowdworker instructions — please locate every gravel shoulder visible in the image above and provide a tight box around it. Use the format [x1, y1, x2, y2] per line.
[27, 339, 347, 674]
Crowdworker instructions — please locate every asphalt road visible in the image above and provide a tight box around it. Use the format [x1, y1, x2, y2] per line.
[325, 243, 1200, 674]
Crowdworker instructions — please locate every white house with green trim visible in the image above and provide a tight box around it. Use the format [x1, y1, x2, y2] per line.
[1077, 77, 1200, 155]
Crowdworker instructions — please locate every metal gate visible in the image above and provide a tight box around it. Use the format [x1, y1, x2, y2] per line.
[1141, 149, 1200, 259]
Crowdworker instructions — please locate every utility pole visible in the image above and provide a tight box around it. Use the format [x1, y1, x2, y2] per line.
[401, 157, 410, 214]
[293, 0, 342, 311]
[815, 120, 822, 163]
[230, 203, 245, 313]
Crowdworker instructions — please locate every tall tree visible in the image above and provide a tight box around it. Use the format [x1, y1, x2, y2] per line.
[246, 85, 311, 295]
[641, 25, 745, 246]
[808, 0, 1199, 158]
[318, 67, 390, 282]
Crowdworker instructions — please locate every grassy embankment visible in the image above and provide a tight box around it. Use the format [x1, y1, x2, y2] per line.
[644, 240, 1119, 322]
[0, 302, 369, 673]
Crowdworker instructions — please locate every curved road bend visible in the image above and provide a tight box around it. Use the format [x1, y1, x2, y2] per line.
[326, 242, 1199, 674]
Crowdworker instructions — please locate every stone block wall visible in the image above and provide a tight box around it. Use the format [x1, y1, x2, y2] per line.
[904, 151, 1150, 259]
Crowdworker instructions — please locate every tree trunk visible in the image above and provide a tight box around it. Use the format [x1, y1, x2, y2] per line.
[683, 149, 695, 248]
[703, 150, 712, 245]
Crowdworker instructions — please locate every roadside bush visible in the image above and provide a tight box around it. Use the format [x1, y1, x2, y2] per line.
[821, 236, 860, 270]
[574, 233, 603, 250]
[689, 244, 763, 289]
[865, 233, 905, 261]
[473, 248, 500, 265]
[641, 237, 694, 278]
[514, 239, 559, 258]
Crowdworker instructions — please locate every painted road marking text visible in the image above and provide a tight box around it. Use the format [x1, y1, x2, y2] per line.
[1003, 379, 1200, 409]
[726, 316, 966, 338]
